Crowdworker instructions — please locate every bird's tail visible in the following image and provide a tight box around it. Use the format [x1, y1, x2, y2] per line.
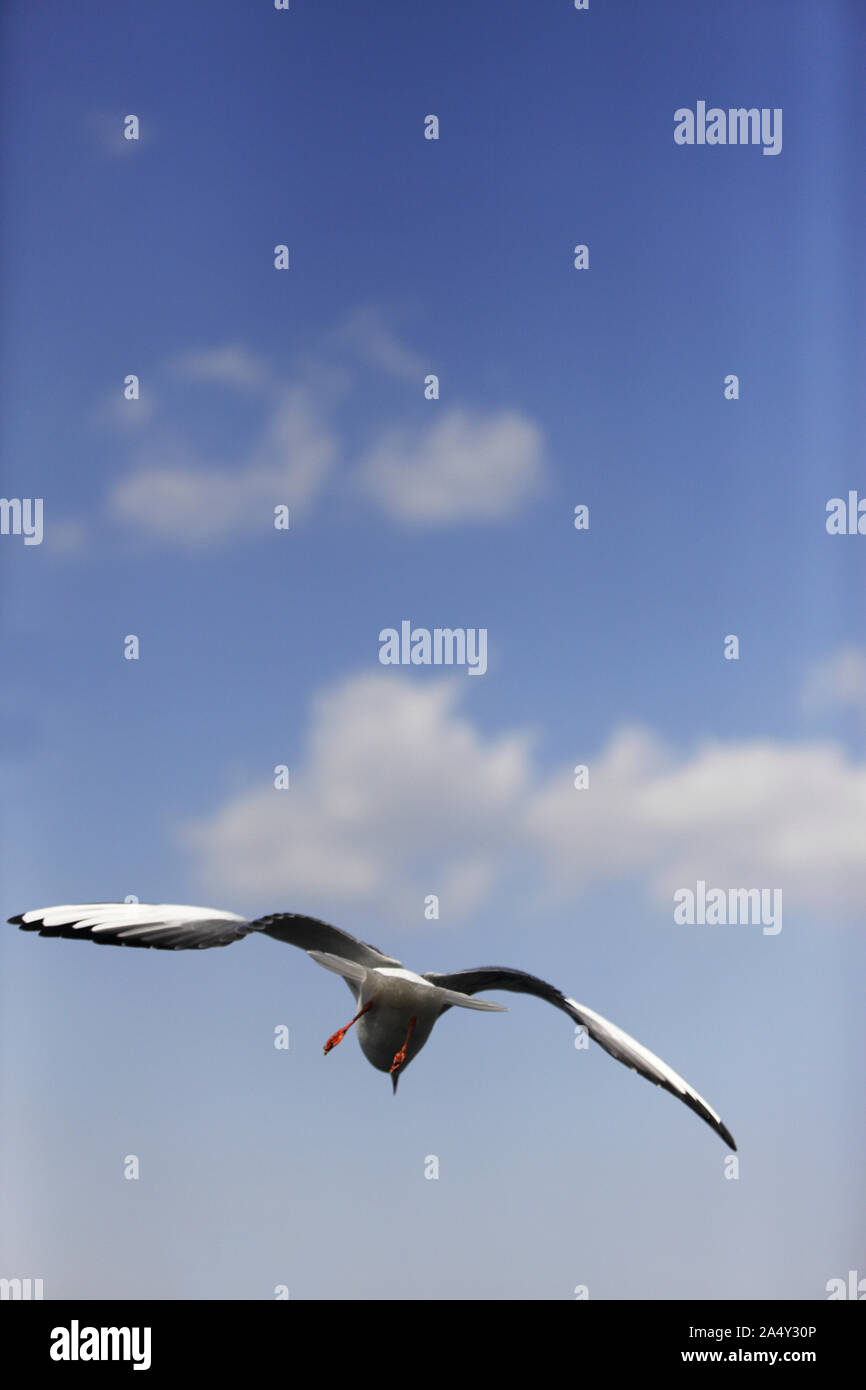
[433, 987, 507, 1011]
[306, 950, 507, 1012]
[306, 950, 368, 984]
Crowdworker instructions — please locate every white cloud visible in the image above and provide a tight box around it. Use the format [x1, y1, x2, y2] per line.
[801, 646, 866, 718]
[107, 387, 336, 544]
[95, 325, 549, 545]
[527, 729, 866, 914]
[359, 407, 546, 523]
[184, 673, 533, 920]
[184, 672, 866, 924]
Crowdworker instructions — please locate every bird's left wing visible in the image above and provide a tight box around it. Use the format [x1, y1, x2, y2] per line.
[424, 965, 736, 1150]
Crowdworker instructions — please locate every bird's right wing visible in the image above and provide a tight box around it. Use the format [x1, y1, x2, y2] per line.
[9, 903, 403, 967]
[8, 903, 255, 949]
[251, 913, 403, 967]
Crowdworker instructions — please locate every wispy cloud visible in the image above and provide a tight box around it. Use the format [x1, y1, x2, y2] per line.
[107, 387, 336, 545]
[94, 319, 548, 545]
[170, 345, 272, 392]
[336, 306, 426, 382]
[801, 646, 866, 719]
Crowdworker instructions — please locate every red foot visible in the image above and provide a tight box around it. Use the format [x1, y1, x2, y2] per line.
[389, 1016, 417, 1075]
[323, 1001, 373, 1054]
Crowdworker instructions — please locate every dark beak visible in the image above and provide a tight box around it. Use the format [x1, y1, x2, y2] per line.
[391, 1071, 399, 1096]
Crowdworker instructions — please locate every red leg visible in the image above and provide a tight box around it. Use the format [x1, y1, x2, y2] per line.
[389, 1015, 417, 1075]
[323, 1001, 373, 1054]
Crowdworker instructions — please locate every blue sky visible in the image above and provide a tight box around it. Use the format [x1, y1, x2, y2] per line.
[1, 0, 864, 1299]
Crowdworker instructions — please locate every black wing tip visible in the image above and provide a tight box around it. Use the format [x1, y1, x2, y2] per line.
[689, 1095, 736, 1151]
[670, 1080, 737, 1151]
[10, 914, 55, 933]
[719, 1124, 737, 1152]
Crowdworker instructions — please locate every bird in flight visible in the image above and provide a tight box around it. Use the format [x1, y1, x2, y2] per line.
[8, 901, 736, 1149]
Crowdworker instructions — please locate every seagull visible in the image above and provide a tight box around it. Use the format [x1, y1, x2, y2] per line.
[8, 901, 736, 1149]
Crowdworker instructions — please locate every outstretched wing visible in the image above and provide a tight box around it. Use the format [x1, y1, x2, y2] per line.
[9, 903, 255, 949]
[252, 913, 402, 968]
[425, 965, 736, 1150]
[9, 903, 402, 967]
